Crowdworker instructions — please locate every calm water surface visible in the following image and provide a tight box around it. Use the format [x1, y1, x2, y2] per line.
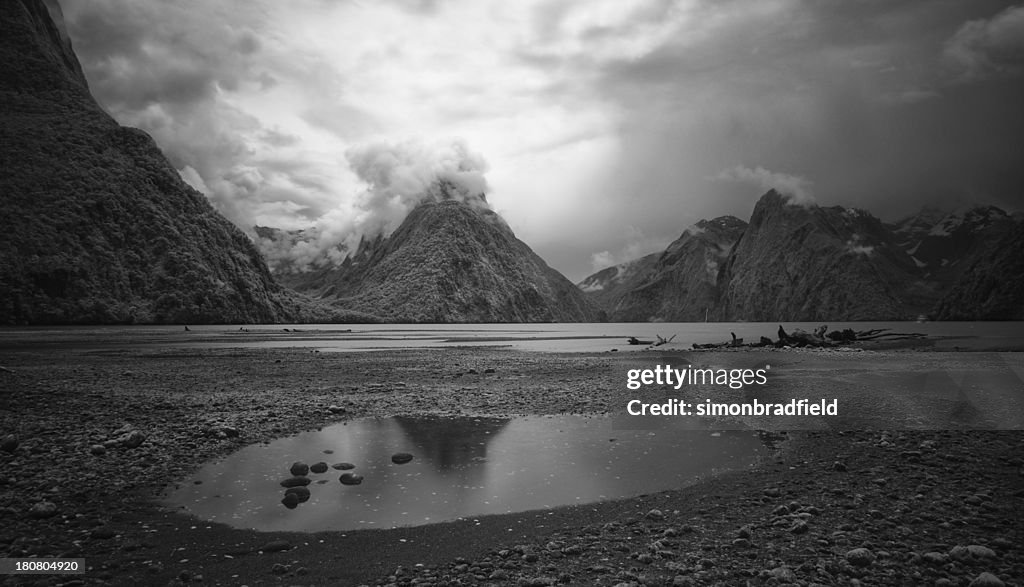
[165, 415, 770, 532]
[2, 321, 1020, 353]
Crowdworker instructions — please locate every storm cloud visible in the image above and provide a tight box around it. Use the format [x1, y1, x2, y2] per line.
[61, 0, 1024, 281]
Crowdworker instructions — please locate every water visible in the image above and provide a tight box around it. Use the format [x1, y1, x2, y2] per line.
[164, 415, 770, 532]
[3, 321, 1020, 353]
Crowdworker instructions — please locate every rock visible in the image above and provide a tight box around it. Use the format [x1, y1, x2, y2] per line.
[0, 435, 17, 453]
[281, 494, 299, 509]
[763, 487, 781, 498]
[339, 473, 363, 485]
[832, 461, 847, 472]
[280, 477, 312, 488]
[332, 462, 355, 470]
[285, 487, 311, 502]
[391, 452, 414, 464]
[951, 545, 997, 562]
[111, 430, 145, 449]
[328, 405, 346, 414]
[846, 548, 876, 567]
[310, 462, 328, 474]
[645, 509, 665, 521]
[90, 527, 117, 540]
[289, 462, 309, 476]
[29, 501, 58, 519]
[271, 563, 288, 574]
[970, 572, 1005, 587]
[922, 552, 948, 565]
[90, 444, 106, 456]
[732, 538, 751, 548]
[967, 545, 997, 559]
[769, 567, 795, 581]
[788, 520, 809, 534]
[260, 540, 292, 553]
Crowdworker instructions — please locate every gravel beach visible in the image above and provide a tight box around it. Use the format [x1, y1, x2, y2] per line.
[0, 336, 1022, 586]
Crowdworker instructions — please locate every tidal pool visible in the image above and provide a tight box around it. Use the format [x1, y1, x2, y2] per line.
[165, 415, 770, 532]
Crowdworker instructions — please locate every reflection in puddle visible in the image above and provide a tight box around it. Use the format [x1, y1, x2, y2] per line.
[165, 415, 769, 532]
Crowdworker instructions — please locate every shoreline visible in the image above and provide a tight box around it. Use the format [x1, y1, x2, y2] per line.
[1, 344, 1022, 585]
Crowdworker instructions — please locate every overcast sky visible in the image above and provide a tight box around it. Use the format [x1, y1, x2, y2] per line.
[62, 0, 1024, 281]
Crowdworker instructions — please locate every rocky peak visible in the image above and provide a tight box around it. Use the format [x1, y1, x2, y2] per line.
[281, 199, 602, 323]
[1, 0, 89, 95]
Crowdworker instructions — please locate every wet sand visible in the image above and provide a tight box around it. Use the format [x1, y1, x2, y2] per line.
[0, 336, 1022, 585]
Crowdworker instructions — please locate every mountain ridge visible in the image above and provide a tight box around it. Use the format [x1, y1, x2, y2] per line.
[0, 0, 335, 324]
[270, 197, 604, 323]
[579, 190, 1022, 321]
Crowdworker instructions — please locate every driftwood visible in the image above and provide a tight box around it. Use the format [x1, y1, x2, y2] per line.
[653, 334, 677, 346]
[627, 334, 677, 347]
[693, 325, 927, 350]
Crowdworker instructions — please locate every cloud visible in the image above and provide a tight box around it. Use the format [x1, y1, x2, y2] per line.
[945, 5, 1024, 81]
[61, 0, 1024, 284]
[713, 166, 815, 206]
[587, 225, 664, 273]
[255, 138, 491, 272]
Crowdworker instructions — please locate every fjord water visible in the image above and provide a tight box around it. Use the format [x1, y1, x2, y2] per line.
[165, 415, 769, 532]
[3, 321, 1018, 353]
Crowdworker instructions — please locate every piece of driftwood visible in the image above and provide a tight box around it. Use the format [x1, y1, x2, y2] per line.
[693, 325, 927, 351]
[653, 334, 677, 346]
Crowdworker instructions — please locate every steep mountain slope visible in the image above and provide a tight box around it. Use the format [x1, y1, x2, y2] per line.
[717, 191, 923, 321]
[896, 206, 1014, 279]
[282, 194, 603, 323]
[0, 0, 311, 324]
[934, 220, 1024, 320]
[577, 217, 747, 322]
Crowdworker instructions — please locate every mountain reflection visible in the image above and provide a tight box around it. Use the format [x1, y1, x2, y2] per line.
[392, 415, 509, 472]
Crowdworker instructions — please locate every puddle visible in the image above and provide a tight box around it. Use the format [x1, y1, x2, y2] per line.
[164, 415, 770, 532]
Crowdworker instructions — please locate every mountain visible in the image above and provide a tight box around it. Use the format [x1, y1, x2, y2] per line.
[580, 191, 1021, 321]
[0, 0, 324, 324]
[275, 185, 603, 323]
[716, 191, 925, 321]
[934, 220, 1024, 320]
[893, 205, 1014, 279]
[577, 216, 747, 322]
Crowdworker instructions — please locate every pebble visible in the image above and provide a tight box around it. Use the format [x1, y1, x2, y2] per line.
[768, 566, 795, 581]
[90, 444, 106, 456]
[280, 477, 311, 488]
[29, 501, 58, 519]
[2, 435, 19, 453]
[845, 548, 876, 567]
[285, 486, 311, 502]
[290, 462, 309, 476]
[970, 573, 1005, 587]
[391, 452, 414, 464]
[645, 509, 665, 521]
[922, 552, 948, 565]
[281, 494, 299, 509]
[310, 462, 328, 474]
[332, 462, 355, 470]
[111, 430, 146, 449]
[339, 473, 364, 485]
[260, 540, 292, 553]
